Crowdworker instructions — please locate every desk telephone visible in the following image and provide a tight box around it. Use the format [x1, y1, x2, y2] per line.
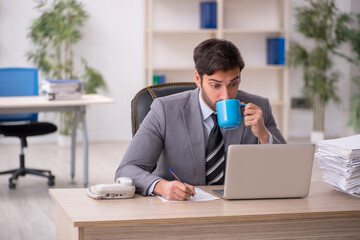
[87, 177, 135, 200]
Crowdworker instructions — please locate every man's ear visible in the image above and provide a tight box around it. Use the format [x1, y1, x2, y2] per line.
[195, 71, 201, 88]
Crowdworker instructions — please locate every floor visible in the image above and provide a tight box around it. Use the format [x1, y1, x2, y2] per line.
[0, 139, 322, 240]
[0, 141, 129, 240]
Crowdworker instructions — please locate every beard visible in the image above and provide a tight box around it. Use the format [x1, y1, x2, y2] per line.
[201, 87, 217, 112]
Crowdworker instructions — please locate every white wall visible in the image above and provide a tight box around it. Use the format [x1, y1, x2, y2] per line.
[0, 0, 358, 143]
[0, 0, 145, 142]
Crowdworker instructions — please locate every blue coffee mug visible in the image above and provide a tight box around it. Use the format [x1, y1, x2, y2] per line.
[216, 99, 245, 130]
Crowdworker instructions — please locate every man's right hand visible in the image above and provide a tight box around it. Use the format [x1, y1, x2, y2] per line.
[153, 180, 196, 201]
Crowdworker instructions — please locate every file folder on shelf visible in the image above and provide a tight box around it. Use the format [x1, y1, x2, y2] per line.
[200, 2, 217, 29]
[267, 38, 285, 65]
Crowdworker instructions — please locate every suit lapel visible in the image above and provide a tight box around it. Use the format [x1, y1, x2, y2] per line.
[181, 88, 206, 185]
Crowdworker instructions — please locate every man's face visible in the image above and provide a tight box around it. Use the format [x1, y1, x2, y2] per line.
[195, 68, 241, 112]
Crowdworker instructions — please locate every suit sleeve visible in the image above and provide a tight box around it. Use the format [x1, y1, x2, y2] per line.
[263, 98, 287, 144]
[115, 99, 166, 195]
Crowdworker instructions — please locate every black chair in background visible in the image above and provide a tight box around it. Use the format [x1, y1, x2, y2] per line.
[0, 68, 57, 189]
[131, 82, 197, 137]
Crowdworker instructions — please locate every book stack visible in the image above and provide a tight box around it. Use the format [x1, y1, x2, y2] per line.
[267, 38, 285, 65]
[42, 79, 82, 101]
[315, 134, 360, 198]
[200, 2, 217, 29]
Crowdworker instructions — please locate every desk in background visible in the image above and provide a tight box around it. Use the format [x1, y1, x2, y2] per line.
[49, 181, 360, 240]
[0, 94, 115, 187]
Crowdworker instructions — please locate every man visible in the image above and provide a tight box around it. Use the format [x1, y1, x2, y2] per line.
[115, 38, 286, 201]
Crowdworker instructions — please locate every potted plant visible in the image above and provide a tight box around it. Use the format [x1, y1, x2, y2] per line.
[27, 0, 107, 145]
[348, 77, 360, 133]
[347, 13, 360, 134]
[287, 0, 351, 142]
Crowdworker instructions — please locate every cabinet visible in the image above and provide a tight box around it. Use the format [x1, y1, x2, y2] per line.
[145, 0, 289, 138]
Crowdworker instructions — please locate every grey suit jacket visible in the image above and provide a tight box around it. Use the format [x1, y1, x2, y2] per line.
[115, 88, 286, 195]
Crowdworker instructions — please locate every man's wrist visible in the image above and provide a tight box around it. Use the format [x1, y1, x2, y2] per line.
[259, 131, 270, 144]
[153, 179, 167, 196]
[147, 179, 161, 195]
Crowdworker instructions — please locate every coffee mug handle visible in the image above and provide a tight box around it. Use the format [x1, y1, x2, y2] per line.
[239, 103, 246, 120]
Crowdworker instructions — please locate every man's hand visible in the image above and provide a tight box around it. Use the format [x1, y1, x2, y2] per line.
[242, 102, 269, 144]
[153, 180, 196, 201]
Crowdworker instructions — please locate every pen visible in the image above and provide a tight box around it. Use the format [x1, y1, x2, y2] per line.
[169, 169, 195, 197]
[169, 168, 181, 182]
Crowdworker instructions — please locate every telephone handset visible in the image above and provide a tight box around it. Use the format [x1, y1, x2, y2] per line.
[87, 177, 135, 200]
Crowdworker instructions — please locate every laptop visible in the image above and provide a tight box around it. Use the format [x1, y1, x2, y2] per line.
[213, 144, 315, 199]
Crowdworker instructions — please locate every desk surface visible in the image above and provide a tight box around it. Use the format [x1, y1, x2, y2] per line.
[0, 94, 114, 109]
[49, 181, 360, 228]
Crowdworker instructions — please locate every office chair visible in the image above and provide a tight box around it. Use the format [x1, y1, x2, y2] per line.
[131, 82, 197, 136]
[0, 68, 57, 189]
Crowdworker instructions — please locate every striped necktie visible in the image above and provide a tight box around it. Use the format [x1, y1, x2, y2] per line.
[206, 113, 225, 185]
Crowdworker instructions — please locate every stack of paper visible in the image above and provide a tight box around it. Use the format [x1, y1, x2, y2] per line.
[42, 79, 82, 101]
[315, 134, 360, 198]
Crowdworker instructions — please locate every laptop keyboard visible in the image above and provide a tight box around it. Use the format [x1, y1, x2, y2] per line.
[212, 189, 224, 197]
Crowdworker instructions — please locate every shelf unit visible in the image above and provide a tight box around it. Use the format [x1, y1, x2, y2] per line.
[145, 0, 289, 138]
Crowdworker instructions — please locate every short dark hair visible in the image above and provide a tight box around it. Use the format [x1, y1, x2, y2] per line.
[193, 38, 245, 77]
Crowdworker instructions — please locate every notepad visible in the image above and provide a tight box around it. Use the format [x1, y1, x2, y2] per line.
[157, 188, 219, 202]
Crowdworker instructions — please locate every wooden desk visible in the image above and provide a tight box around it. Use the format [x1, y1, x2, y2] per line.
[0, 94, 114, 187]
[49, 181, 360, 240]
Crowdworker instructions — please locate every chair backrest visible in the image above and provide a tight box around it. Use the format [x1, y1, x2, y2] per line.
[0, 68, 38, 122]
[131, 82, 197, 136]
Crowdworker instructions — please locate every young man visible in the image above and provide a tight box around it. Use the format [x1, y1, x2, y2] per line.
[115, 38, 286, 201]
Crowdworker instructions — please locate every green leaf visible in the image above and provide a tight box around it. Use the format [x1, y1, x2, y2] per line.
[348, 77, 360, 133]
[81, 59, 107, 94]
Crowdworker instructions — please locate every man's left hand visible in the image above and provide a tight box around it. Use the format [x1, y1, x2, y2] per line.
[242, 102, 269, 144]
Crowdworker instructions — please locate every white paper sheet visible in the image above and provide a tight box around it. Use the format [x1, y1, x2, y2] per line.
[317, 134, 360, 150]
[157, 187, 219, 202]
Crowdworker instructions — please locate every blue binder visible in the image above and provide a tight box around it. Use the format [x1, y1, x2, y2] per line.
[158, 75, 166, 84]
[267, 38, 285, 65]
[200, 2, 217, 29]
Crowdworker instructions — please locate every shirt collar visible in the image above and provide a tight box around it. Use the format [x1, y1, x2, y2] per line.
[198, 90, 215, 121]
